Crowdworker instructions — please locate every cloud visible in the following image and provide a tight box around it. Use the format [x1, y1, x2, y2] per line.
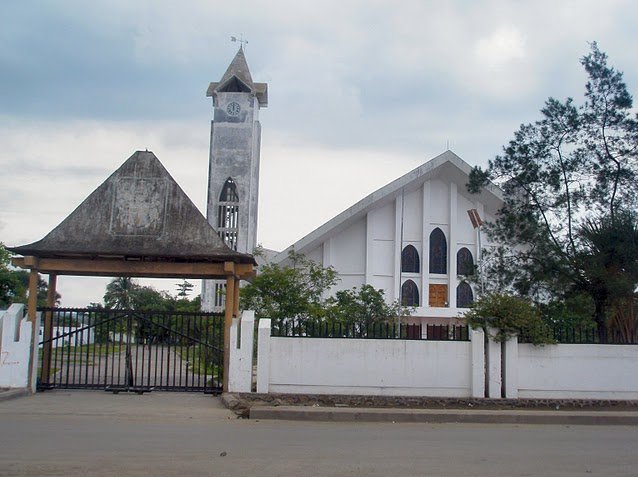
[2, 0, 638, 307]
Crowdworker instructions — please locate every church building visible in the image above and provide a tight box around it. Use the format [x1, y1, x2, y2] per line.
[272, 151, 503, 323]
[202, 48, 504, 323]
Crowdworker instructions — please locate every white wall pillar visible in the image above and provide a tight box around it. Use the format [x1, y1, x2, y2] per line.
[487, 328, 502, 398]
[228, 310, 255, 393]
[365, 212, 373, 284]
[422, 180, 431, 307]
[256, 318, 272, 394]
[503, 336, 519, 398]
[322, 237, 332, 267]
[394, 193, 404, 302]
[449, 182, 458, 307]
[470, 328, 485, 398]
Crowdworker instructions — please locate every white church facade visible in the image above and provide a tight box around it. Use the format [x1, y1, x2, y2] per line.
[272, 151, 504, 323]
[202, 48, 504, 322]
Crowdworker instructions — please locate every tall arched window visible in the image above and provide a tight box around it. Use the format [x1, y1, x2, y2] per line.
[457, 247, 474, 276]
[217, 178, 239, 250]
[401, 245, 420, 273]
[401, 280, 420, 307]
[456, 282, 474, 308]
[429, 228, 447, 274]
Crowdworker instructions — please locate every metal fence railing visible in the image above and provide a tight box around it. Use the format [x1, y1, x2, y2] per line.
[270, 319, 470, 341]
[518, 324, 638, 345]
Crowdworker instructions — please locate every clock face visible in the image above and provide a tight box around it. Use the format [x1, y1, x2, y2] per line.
[226, 101, 241, 116]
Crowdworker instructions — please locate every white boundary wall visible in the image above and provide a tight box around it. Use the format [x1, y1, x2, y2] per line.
[229, 315, 638, 400]
[255, 318, 484, 397]
[0, 304, 32, 389]
[506, 342, 638, 400]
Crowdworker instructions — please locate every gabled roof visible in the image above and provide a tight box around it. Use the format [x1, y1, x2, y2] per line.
[273, 150, 503, 263]
[10, 151, 255, 264]
[206, 47, 268, 107]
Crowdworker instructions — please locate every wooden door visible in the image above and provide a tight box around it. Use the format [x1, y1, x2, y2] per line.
[429, 284, 448, 307]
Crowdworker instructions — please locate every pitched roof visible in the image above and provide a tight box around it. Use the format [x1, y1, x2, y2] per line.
[273, 150, 503, 263]
[206, 47, 268, 106]
[9, 151, 255, 264]
[219, 47, 254, 91]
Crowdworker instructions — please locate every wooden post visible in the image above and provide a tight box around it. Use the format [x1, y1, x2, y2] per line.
[233, 277, 240, 317]
[222, 274, 236, 393]
[41, 274, 57, 384]
[27, 268, 39, 393]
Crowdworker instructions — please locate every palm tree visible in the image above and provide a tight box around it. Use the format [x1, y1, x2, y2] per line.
[104, 277, 138, 310]
[577, 211, 638, 333]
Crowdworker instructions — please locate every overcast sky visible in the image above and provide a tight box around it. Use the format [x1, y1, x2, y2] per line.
[1, 0, 637, 306]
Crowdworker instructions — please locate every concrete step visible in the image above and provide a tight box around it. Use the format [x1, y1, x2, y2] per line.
[250, 405, 638, 426]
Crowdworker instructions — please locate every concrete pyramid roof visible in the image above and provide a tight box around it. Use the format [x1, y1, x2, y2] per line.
[206, 48, 268, 106]
[218, 47, 254, 91]
[273, 150, 503, 263]
[10, 151, 255, 264]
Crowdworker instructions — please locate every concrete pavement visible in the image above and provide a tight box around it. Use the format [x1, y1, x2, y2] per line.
[1, 390, 638, 476]
[250, 404, 638, 425]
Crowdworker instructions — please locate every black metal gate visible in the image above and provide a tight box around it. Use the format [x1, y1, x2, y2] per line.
[37, 308, 224, 393]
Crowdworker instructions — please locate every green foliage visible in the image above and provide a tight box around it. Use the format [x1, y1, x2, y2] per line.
[538, 294, 596, 328]
[325, 285, 411, 326]
[464, 293, 555, 345]
[176, 279, 194, 298]
[0, 242, 22, 308]
[103, 277, 201, 312]
[241, 251, 411, 325]
[104, 277, 138, 310]
[240, 251, 338, 321]
[467, 43, 638, 330]
[0, 243, 60, 308]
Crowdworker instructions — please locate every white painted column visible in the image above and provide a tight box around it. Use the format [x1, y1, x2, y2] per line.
[470, 328, 485, 398]
[228, 311, 255, 393]
[256, 318, 272, 394]
[503, 336, 519, 398]
[449, 182, 458, 308]
[394, 194, 404, 302]
[322, 238, 332, 268]
[0, 304, 33, 389]
[487, 328, 502, 398]
[475, 200, 485, 296]
[422, 181, 431, 307]
[365, 212, 373, 285]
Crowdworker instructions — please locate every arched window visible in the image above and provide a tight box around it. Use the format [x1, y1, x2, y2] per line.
[217, 178, 239, 250]
[401, 280, 420, 307]
[457, 247, 474, 276]
[401, 245, 420, 273]
[456, 282, 474, 308]
[429, 228, 447, 274]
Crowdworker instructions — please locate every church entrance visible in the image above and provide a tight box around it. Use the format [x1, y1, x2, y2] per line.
[37, 307, 224, 394]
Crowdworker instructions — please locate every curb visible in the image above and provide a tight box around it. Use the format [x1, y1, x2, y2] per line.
[249, 405, 638, 426]
[0, 388, 31, 403]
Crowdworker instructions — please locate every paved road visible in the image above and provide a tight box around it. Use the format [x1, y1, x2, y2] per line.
[1, 391, 637, 476]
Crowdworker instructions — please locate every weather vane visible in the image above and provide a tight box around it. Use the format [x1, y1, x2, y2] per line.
[231, 35, 248, 49]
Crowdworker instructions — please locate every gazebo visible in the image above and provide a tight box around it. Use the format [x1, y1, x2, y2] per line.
[10, 150, 255, 392]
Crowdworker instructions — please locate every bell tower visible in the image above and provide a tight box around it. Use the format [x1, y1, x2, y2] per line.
[202, 47, 268, 311]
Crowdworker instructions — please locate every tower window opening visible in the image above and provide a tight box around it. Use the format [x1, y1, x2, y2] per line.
[217, 178, 239, 250]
